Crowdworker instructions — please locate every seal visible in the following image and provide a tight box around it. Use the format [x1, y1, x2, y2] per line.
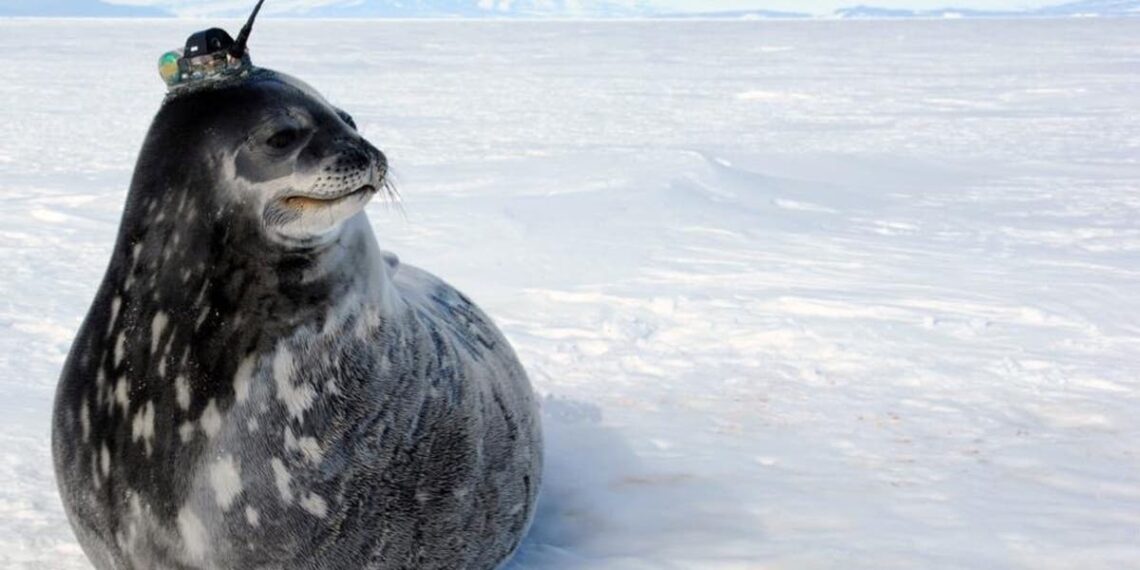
[51, 18, 542, 570]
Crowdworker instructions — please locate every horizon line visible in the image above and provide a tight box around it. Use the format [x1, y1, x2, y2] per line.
[0, 13, 1133, 21]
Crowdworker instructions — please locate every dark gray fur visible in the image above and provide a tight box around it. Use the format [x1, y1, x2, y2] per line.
[52, 70, 542, 569]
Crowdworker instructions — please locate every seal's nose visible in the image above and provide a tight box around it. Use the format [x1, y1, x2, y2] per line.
[328, 146, 371, 174]
[357, 137, 383, 161]
[357, 138, 387, 182]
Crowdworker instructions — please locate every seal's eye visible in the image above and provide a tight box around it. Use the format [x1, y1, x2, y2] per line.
[337, 110, 357, 131]
[266, 128, 300, 150]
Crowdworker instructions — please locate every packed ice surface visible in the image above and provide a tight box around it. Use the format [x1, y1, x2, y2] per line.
[2, 18, 1139, 569]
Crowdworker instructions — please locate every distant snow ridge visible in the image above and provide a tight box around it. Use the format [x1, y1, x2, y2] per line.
[1037, 0, 1140, 16]
[0, 0, 169, 17]
[835, 0, 1140, 18]
[833, 5, 1020, 18]
[133, 0, 652, 18]
[656, 8, 811, 19]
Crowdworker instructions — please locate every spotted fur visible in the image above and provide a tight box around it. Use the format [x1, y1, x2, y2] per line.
[52, 70, 542, 570]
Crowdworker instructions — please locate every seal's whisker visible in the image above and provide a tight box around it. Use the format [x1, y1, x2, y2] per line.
[379, 179, 407, 219]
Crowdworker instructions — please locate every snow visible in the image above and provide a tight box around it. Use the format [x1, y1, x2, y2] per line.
[2, 17, 1140, 569]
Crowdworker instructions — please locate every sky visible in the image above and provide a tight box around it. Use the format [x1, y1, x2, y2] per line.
[0, 0, 1085, 17]
[97, 0, 1066, 16]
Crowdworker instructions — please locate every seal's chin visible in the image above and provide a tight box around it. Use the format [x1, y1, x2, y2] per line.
[265, 183, 379, 246]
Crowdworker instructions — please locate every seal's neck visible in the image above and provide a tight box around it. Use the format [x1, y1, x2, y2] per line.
[300, 213, 396, 310]
[299, 213, 403, 335]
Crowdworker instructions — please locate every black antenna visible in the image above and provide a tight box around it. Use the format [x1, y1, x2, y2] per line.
[230, 0, 267, 59]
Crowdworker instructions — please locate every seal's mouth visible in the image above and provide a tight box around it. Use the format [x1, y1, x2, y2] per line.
[282, 184, 376, 209]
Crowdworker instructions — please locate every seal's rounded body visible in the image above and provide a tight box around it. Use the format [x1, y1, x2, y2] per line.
[52, 70, 542, 569]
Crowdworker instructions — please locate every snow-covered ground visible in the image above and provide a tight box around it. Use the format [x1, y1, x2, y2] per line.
[2, 18, 1139, 569]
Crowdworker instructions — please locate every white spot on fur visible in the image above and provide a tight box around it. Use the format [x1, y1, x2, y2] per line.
[175, 375, 191, 411]
[320, 302, 353, 336]
[283, 428, 322, 465]
[150, 311, 168, 355]
[131, 401, 156, 455]
[79, 401, 90, 440]
[128, 492, 142, 516]
[125, 244, 142, 291]
[270, 458, 293, 503]
[354, 307, 381, 340]
[201, 399, 222, 439]
[208, 455, 243, 511]
[114, 377, 130, 411]
[177, 507, 208, 564]
[179, 421, 195, 443]
[124, 493, 143, 549]
[108, 296, 121, 336]
[195, 306, 210, 329]
[91, 455, 101, 490]
[247, 417, 259, 432]
[100, 444, 110, 477]
[96, 370, 110, 411]
[272, 345, 314, 420]
[298, 437, 323, 465]
[300, 493, 328, 518]
[245, 506, 260, 527]
[233, 355, 255, 404]
[114, 334, 127, 367]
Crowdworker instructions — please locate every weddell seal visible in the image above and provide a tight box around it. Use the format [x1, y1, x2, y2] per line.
[51, 3, 543, 569]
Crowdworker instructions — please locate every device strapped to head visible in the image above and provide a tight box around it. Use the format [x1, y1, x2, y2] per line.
[159, 0, 266, 90]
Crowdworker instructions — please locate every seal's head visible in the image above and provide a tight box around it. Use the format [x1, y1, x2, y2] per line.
[142, 0, 388, 251]
[137, 70, 389, 250]
[228, 73, 388, 245]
